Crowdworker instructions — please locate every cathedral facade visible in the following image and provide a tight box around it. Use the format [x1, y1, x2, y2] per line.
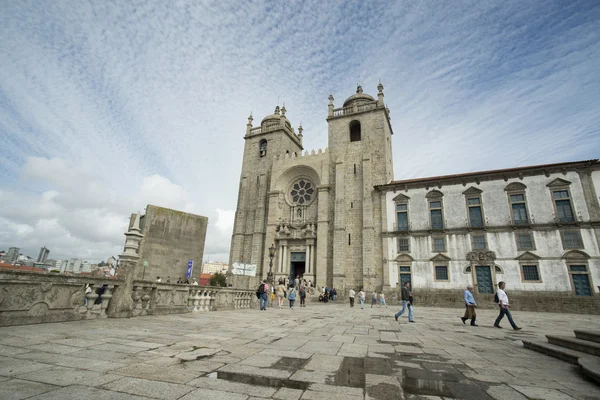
[229, 84, 600, 298]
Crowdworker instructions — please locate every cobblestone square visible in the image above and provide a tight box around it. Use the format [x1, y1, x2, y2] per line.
[0, 304, 599, 399]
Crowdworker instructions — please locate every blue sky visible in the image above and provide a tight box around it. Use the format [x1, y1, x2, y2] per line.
[1, 0, 599, 262]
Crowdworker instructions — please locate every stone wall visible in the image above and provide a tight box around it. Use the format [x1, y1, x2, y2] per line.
[383, 288, 600, 314]
[135, 205, 208, 281]
[0, 270, 256, 327]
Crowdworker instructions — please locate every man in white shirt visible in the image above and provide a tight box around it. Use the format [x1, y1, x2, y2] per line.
[349, 288, 356, 307]
[494, 281, 522, 330]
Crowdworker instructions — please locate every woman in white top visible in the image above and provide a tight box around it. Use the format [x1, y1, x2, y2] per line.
[276, 283, 286, 309]
[358, 288, 366, 309]
[379, 291, 387, 308]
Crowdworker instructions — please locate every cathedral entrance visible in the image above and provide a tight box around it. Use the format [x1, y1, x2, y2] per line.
[290, 252, 306, 282]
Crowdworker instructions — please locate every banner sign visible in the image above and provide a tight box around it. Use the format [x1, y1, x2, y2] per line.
[186, 259, 194, 278]
[231, 262, 257, 276]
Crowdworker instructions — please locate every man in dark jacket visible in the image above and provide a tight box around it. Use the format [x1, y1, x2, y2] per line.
[394, 281, 414, 323]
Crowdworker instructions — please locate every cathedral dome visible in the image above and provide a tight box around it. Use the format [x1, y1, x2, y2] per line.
[343, 85, 375, 107]
[262, 105, 288, 124]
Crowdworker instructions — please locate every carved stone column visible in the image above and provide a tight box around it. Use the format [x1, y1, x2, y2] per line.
[107, 213, 143, 318]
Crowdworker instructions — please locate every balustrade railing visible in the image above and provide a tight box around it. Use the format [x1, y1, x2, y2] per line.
[0, 270, 257, 327]
[332, 102, 378, 117]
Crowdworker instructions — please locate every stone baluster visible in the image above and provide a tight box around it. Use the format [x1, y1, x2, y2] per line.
[198, 289, 205, 312]
[140, 286, 151, 316]
[132, 286, 143, 316]
[206, 290, 213, 311]
[235, 291, 241, 309]
[241, 292, 247, 309]
[187, 287, 195, 311]
[85, 285, 98, 319]
[201, 289, 209, 312]
[99, 285, 113, 318]
[192, 289, 201, 312]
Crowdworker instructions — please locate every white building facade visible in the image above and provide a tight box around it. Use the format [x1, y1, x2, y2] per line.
[378, 161, 600, 297]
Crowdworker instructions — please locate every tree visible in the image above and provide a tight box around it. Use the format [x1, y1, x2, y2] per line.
[209, 272, 226, 287]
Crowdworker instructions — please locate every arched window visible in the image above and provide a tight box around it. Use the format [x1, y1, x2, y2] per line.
[259, 139, 267, 158]
[349, 120, 361, 142]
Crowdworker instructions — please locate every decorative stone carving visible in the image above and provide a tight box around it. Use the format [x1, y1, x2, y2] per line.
[546, 178, 572, 187]
[466, 251, 496, 262]
[505, 182, 527, 191]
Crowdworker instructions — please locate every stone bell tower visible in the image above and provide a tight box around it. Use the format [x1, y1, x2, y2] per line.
[229, 105, 304, 277]
[327, 83, 394, 292]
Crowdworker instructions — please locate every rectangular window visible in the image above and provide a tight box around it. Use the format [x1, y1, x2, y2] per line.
[467, 197, 484, 227]
[396, 204, 408, 231]
[472, 235, 487, 250]
[553, 190, 575, 223]
[397, 238, 410, 252]
[429, 201, 444, 230]
[509, 194, 529, 225]
[522, 265, 540, 281]
[516, 232, 535, 251]
[435, 265, 449, 281]
[561, 231, 583, 249]
[433, 237, 446, 252]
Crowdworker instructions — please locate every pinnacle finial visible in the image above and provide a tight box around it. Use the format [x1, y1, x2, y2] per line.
[274, 105, 280, 115]
[328, 93, 334, 104]
[356, 84, 363, 94]
[281, 103, 286, 116]
[247, 112, 253, 124]
[377, 80, 383, 93]
[298, 123, 303, 135]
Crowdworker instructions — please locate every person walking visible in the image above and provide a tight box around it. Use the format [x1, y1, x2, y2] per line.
[288, 284, 297, 310]
[494, 282, 522, 330]
[358, 288, 366, 309]
[349, 288, 356, 307]
[257, 280, 269, 311]
[394, 281, 414, 323]
[371, 291, 378, 308]
[461, 285, 478, 326]
[299, 285, 306, 307]
[379, 291, 387, 308]
[276, 281, 286, 309]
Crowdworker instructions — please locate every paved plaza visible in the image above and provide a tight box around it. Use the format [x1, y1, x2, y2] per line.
[0, 303, 599, 400]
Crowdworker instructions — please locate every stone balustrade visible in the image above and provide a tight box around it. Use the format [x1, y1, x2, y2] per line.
[0, 270, 257, 327]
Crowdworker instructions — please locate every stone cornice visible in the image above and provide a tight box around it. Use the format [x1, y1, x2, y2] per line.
[376, 160, 600, 193]
[382, 220, 600, 238]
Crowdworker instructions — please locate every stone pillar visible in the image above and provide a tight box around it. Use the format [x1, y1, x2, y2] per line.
[306, 243, 311, 274]
[278, 244, 284, 273]
[316, 186, 330, 287]
[107, 213, 144, 318]
[381, 191, 391, 289]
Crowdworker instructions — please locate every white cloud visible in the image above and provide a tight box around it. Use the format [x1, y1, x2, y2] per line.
[0, 1, 599, 261]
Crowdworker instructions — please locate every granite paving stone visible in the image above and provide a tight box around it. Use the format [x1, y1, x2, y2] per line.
[0, 304, 599, 400]
[273, 387, 304, 400]
[101, 376, 194, 399]
[27, 385, 149, 400]
[187, 377, 277, 397]
[179, 388, 249, 400]
[0, 378, 57, 400]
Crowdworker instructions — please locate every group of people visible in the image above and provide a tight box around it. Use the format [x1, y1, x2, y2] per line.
[318, 287, 337, 302]
[347, 288, 388, 309]
[461, 281, 522, 330]
[256, 276, 309, 311]
[155, 276, 199, 285]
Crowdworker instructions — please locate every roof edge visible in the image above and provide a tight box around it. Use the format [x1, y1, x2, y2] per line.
[376, 159, 599, 192]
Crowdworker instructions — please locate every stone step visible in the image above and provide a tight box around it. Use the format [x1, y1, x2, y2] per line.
[546, 335, 600, 357]
[578, 357, 600, 385]
[574, 330, 600, 344]
[522, 340, 588, 364]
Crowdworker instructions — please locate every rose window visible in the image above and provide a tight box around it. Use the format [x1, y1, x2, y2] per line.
[290, 179, 314, 205]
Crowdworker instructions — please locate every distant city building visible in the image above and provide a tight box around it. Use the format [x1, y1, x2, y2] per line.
[60, 258, 82, 274]
[202, 262, 228, 275]
[4, 247, 19, 264]
[37, 246, 50, 263]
